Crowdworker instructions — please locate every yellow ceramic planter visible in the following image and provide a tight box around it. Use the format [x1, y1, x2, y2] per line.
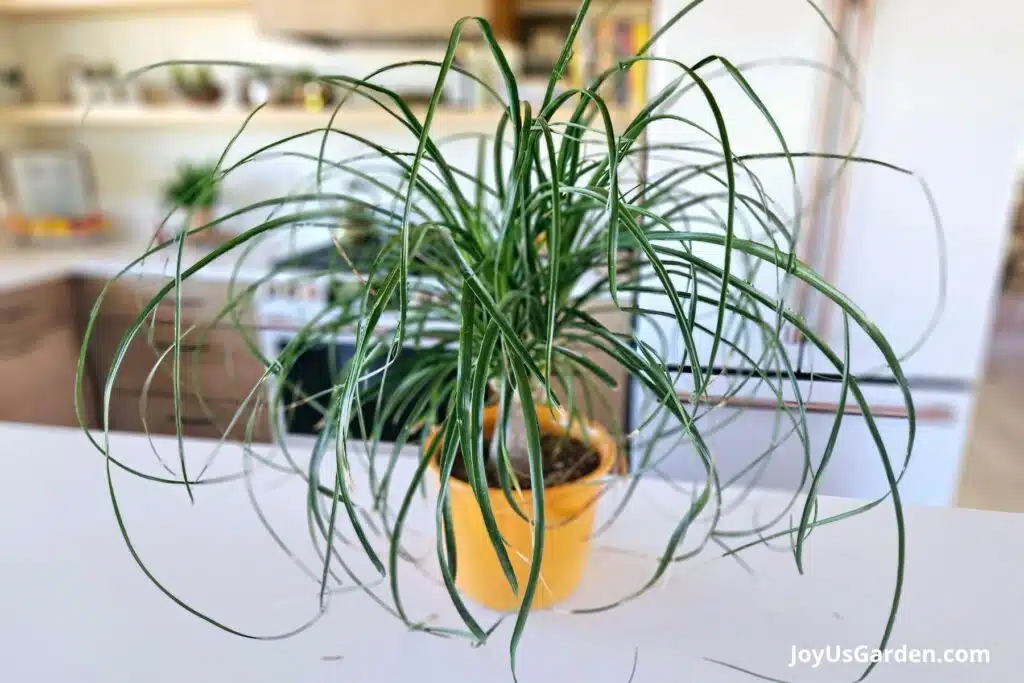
[428, 405, 617, 612]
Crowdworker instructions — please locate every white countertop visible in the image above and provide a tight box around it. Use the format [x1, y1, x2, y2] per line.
[0, 237, 283, 291]
[0, 235, 614, 298]
[1, 423, 1021, 682]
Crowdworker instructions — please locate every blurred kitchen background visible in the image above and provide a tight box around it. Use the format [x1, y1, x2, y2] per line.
[0, 0, 1021, 512]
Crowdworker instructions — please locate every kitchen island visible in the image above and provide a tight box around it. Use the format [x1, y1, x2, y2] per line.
[1, 423, 1021, 682]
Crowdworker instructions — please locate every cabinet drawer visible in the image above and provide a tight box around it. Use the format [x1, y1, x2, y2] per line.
[108, 392, 271, 444]
[0, 324, 90, 428]
[80, 275, 254, 326]
[93, 320, 267, 401]
[0, 278, 71, 341]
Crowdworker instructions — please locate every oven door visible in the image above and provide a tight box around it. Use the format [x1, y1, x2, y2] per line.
[274, 335, 450, 443]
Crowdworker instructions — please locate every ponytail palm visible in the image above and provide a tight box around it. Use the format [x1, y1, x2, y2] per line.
[78, 0, 940, 680]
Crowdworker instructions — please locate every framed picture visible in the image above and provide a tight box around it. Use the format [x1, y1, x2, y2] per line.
[0, 145, 98, 217]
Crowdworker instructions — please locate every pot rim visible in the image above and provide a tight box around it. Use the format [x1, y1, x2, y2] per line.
[425, 404, 619, 494]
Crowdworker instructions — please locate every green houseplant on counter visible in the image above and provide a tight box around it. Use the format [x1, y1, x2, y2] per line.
[160, 160, 223, 245]
[77, 0, 941, 679]
[163, 161, 219, 225]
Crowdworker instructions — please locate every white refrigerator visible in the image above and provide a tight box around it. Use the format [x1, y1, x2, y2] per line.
[629, 0, 1024, 506]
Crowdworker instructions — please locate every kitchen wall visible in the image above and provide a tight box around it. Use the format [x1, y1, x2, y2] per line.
[0, 20, 14, 63]
[6, 8, 480, 249]
[0, 20, 23, 214]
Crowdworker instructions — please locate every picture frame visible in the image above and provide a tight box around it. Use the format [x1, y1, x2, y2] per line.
[0, 145, 99, 218]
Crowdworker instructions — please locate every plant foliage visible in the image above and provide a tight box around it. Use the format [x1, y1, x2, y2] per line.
[162, 160, 220, 209]
[77, 0, 943, 680]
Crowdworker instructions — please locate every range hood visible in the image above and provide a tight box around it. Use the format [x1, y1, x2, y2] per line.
[253, 0, 490, 45]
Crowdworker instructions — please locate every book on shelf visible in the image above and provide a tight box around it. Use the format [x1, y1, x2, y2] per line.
[630, 19, 650, 112]
[578, 5, 651, 109]
[517, 0, 651, 111]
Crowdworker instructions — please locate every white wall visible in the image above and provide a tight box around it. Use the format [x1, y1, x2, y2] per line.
[807, 0, 1023, 383]
[1, 19, 24, 219]
[6, 9, 478, 246]
[642, 0, 1024, 383]
[0, 20, 14, 62]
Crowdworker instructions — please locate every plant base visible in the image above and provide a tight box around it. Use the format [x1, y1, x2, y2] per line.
[188, 206, 216, 233]
[427, 405, 617, 612]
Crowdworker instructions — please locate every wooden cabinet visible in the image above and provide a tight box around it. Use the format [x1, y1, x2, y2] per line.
[79, 274, 254, 326]
[108, 392, 271, 443]
[77, 274, 271, 443]
[0, 279, 95, 428]
[91, 318, 267, 401]
[253, 0, 487, 42]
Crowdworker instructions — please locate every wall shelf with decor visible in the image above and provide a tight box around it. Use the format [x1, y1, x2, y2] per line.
[0, 0, 654, 250]
[0, 104, 643, 132]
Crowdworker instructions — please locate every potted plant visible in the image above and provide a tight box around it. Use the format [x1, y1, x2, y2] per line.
[161, 160, 220, 240]
[80, 1, 936, 680]
[171, 64, 222, 105]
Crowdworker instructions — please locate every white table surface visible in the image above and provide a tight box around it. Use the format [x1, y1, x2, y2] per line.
[1, 423, 1021, 682]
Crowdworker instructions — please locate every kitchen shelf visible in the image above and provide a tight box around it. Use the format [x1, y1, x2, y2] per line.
[0, 104, 641, 132]
[0, 0, 246, 16]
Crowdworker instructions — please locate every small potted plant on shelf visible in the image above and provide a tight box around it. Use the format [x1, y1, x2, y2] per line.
[79, 1, 939, 680]
[160, 160, 222, 245]
[171, 64, 222, 105]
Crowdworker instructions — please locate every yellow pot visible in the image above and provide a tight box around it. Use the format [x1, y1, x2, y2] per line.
[427, 405, 617, 612]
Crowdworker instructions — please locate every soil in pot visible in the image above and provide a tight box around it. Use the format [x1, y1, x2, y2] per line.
[450, 434, 602, 490]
